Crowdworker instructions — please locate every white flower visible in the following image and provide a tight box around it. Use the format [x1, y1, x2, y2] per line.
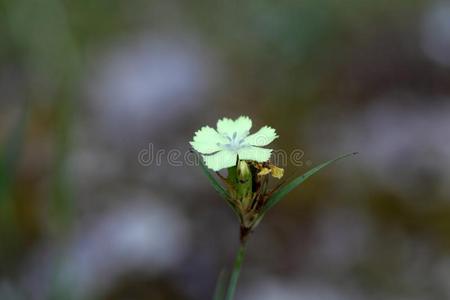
[190, 116, 278, 171]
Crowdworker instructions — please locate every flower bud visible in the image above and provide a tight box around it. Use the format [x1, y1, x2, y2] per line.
[237, 160, 251, 182]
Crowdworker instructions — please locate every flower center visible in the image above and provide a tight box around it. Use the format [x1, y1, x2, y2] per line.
[217, 131, 249, 151]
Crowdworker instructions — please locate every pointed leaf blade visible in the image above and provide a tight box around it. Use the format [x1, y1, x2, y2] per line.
[262, 152, 358, 215]
[195, 151, 241, 217]
[0, 107, 28, 203]
[213, 269, 228, 300]
[197, 154, 230, 200]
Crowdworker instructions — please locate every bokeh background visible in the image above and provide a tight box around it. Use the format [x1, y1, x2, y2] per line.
[1, 0, 450, 299]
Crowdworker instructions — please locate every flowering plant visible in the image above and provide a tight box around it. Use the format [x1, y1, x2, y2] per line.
[190, 116, 356, 300]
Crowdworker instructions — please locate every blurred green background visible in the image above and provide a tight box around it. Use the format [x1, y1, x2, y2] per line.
[1, 0, 450, 299]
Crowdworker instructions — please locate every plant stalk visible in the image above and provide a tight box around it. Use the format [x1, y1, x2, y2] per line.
[225, 238, 248, 300]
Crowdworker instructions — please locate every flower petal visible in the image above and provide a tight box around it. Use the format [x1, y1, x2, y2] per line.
[237, 146, 272, 162]
[217, 116, 252, 139]
[234, 116, 252, 135]
[217, 118, 235, 135]
[202, 150, 238, 171]
[190, 141, 221, 154]
[190, 126, 227, 154]
[244, 126, 278, 146]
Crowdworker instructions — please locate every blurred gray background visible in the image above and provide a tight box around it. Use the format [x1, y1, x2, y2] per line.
[1, 0, 450, 299]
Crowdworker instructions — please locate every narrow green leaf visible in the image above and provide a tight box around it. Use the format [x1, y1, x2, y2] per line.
[213, 270, 227, 300]
[225, 242, 247, 300]
[195, 152, 241, 218]
[261, 152, 358, 215]
[197, 154, 230, 200]
[0, 107, 28, 242]
[0, 107, 28, 203]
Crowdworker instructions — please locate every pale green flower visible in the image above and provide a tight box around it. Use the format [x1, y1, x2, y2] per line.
[190, 116, 278, 171]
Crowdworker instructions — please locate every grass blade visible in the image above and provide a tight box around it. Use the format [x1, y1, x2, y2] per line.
[195, 152, 241, 217]
[197, 154, 230, 200]
[261, 152, 358, 215]
[213, 270, 228, 300]
[225, 242, 247, 300]
[0, 107, 28, 203]
[0, 107, 28, 250]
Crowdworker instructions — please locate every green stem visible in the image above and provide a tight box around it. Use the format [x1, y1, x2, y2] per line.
[225, 241, 247, 300]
